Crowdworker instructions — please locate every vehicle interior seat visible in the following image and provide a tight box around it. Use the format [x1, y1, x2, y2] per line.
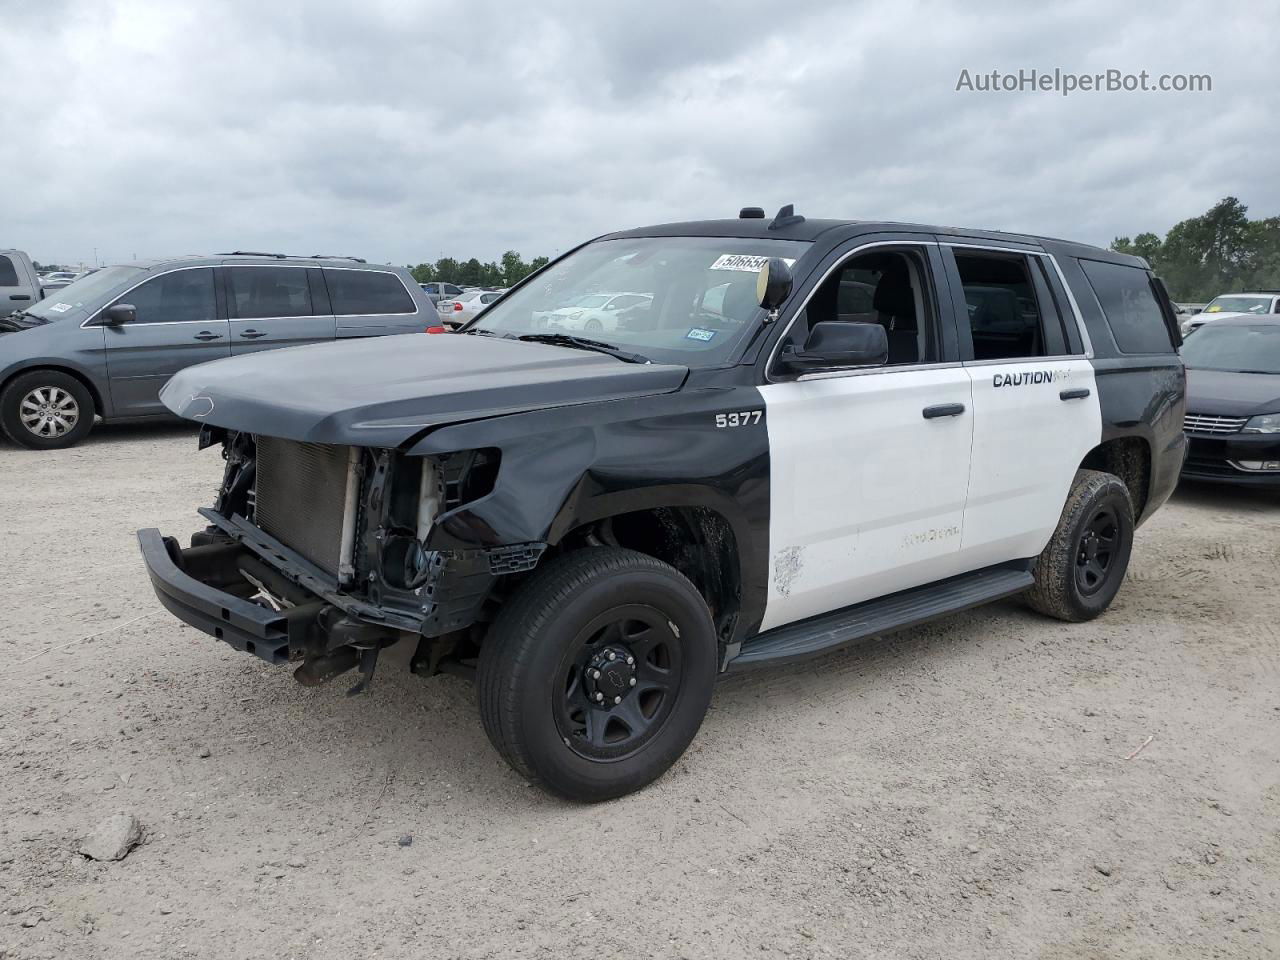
[718, 276, 760, 325]
[871, 259, 920, 365]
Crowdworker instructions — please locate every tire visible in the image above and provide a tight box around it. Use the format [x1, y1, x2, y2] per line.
[1025, 469, 1134, 622]
[478, 547, 717, 802]
[583, 318, 603, 333]
[0, 370, 95, 450]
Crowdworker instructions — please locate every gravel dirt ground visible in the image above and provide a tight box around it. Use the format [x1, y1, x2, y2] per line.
[1, 423, 1278, 960]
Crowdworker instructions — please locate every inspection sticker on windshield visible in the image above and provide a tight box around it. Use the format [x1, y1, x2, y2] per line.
[48, 303, 73, 313]
[686, 327, 717, 342]
[709, 254, 795, 273]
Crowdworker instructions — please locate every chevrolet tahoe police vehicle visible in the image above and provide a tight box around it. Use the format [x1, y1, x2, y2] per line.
[138, 206, 1186, 802]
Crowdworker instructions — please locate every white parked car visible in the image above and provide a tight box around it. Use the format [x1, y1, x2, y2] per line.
[437, 289, 505, 328]
[1182, 292, 1280, 336]
[537, 292, 653, 333]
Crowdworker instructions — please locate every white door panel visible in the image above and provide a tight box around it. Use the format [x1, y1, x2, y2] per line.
[759, 367, 974, 631]
[960, 359, 1102, 566]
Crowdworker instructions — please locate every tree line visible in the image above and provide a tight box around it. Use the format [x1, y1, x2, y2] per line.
[409, 250, 550, 289]
[1111, 197, 1280, 302]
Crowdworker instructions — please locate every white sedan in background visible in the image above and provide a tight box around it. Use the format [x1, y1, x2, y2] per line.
[437, 289, 505, 328]
[538, 292, 652, 333]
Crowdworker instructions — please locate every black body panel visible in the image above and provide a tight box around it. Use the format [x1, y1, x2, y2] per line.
[1091, 357, 1186, 524]
[158, 333, 689, 446]
[410, 375, 772, 640]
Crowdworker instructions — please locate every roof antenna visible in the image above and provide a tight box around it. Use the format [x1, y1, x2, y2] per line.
[768, 204, 805, 230]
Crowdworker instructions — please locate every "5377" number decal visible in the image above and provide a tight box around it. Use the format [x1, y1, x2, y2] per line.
[714, 410, 763, 428]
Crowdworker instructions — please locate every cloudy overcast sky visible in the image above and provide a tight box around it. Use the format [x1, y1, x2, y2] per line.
[3, 0, 1274, 268]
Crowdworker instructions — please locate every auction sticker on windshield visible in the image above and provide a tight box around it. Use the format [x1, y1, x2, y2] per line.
[49, 303, 73, 313]
[709, 254, 796, 272]
[686, 327, 717, 341]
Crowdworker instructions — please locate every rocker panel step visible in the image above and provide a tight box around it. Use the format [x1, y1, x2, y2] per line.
[728, 566, 1034, 670]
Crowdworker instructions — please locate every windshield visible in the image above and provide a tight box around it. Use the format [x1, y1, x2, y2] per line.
[1181, 323, 1280, 374]
[466, 236, 810, 366]
[23, 265, 144, 321]
[1203, 295, 1273, 315]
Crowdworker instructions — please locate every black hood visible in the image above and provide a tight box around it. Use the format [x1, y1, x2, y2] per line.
[160, 333, 689, 446]
[1185, 367, 1280, 417]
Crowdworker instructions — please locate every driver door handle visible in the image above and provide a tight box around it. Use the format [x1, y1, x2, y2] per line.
[1059, 388, 1091, 401]
[922, 403, 966, 419]
[9, 294, 31, 301]
[193, 330, 223, 342]
[239, 329, 267, 339]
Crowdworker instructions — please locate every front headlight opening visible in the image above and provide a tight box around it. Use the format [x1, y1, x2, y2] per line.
[1242, 413, 1280, 434]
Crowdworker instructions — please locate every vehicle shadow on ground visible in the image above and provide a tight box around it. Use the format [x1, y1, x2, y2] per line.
[0, 419, 198, 451]
[214, 597, 1021, 807]
[1170, 478, 1279, 512]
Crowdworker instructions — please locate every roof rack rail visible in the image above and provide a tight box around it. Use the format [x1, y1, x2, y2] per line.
[219, 250, 288, 258]
[308, 254, 367, 263]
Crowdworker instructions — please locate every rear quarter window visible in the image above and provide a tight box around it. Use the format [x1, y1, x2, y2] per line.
[1078, 258, 1174, 354]
[0, 255, 20, 287]
[325, 270, 415, 315]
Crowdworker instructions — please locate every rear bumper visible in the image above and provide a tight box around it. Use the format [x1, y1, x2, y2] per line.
[1181, 433, 1280, 487]
[138, 528, 321, 664]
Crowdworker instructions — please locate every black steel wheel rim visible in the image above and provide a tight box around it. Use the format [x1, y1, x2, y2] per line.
[553, 603, 684, 762]
[1075, 505, 1121, 596]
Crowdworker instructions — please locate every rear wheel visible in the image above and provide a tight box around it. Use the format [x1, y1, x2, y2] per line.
[1025, 469, 1134, 621]
[478, 547, 717, 802]
[0, 370, 95, 450]
[583, 318, 604, 333]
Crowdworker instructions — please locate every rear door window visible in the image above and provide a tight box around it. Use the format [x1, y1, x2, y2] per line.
[952, 252, 1054, 360]
[324, 269, 415, 315]
[227, 266, 313, 319]
[1079, 259, 1174, 354]
[123, 268, 216, 323]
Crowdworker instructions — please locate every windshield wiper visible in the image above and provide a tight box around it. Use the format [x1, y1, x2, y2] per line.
[516, 333, 650, 364]
[462, 327, 504, 337]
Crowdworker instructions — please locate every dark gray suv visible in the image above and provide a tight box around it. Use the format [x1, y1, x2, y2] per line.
[0, 253, 432, 449]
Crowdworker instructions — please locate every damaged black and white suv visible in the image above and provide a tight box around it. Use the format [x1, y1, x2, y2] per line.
[139, 207, 1186, 801]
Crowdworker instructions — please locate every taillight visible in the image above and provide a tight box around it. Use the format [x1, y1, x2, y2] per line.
[453, 301, 463, 311]
[425, 325, 447, 334]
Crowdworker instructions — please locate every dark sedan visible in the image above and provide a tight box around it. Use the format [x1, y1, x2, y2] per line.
[1180, 316, 1280, 486]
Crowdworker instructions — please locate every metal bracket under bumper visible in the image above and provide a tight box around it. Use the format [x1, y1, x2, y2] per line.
[137, 528, 320, 665]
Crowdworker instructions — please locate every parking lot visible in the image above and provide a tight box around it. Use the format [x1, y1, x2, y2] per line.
[1, 424, 1277, 959]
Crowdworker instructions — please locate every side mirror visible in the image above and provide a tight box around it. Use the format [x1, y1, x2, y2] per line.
[756, 258, 793, 310]
[102, 303, 136, 326]
[780, 321, 888, 372]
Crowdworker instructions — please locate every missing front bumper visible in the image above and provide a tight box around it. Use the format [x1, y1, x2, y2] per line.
[137, 528, 322, 664]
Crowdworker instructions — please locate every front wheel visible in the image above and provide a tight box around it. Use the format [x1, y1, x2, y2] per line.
[0, 370, 96, 450]
[1025, 469, 1134, 622]
[478, 547, 717, 802]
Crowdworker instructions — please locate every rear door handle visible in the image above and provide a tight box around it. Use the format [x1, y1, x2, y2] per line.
[9, 294, 31, 301]
[923, 403, 966, 419]
[1059, 388, 1091, 401]
[239, 329, 267, 339]
[193, 330, 223, 342]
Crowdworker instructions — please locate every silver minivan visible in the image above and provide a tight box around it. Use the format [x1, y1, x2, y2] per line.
[0, 253, 433, 449]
